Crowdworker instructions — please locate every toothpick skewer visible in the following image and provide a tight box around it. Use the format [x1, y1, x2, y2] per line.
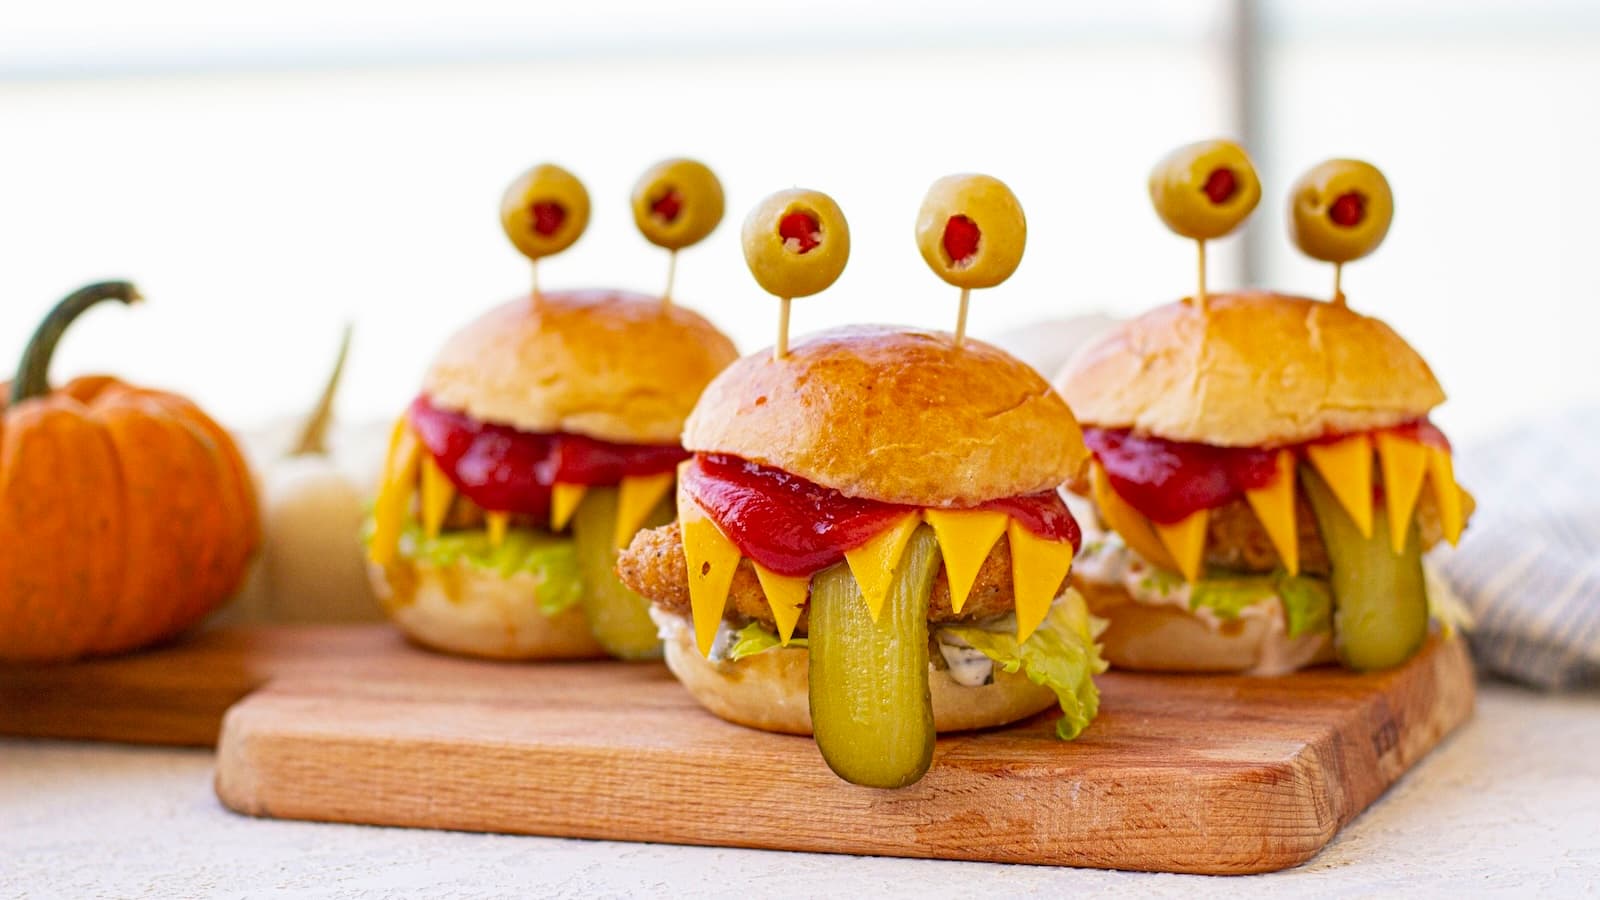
[1196, 239, 1208, 310]
[953, 288, 971, 348]
[775, 298, 792, 360]
[663, 250, 678, 308]
[1332, 262, 1345, 307]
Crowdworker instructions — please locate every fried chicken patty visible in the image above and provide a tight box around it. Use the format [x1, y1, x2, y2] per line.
[616, 525, 1047, 636]
[1068, 475, 1472, 575]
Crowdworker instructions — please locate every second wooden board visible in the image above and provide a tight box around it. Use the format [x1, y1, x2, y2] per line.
[215, 633, 1473, 874]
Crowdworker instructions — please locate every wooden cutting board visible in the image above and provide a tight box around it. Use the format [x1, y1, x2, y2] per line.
[2, 626, 1474, 874]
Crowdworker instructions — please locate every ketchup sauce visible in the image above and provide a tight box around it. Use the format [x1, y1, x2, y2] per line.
[1084, 420, 1449, 525]
[408, 395, 687, 517]
[681, 453, 1080, 578]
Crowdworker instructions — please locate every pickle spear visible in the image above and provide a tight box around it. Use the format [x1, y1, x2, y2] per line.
[808, 526, 940, 788]
[1300, 466, 1429, 671]
[571, 487, 669, 660]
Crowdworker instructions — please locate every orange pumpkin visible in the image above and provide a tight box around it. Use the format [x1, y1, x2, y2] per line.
[0, 282, 260, 662]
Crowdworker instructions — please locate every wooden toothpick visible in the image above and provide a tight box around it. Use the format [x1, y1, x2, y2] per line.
[662, 250, 678, 308]
[1195, 239, 1209, 310]
[1332, 262, 1346, 307]
[953, 288, 971, 348]
[774, 297, 792, 360]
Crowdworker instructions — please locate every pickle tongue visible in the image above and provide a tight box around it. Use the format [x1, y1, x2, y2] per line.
[1300, 467, 1428, 671]
[808, 526, 940, 788]
[571, 486, 669, 660]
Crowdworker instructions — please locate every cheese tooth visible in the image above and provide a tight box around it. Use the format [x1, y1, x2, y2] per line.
[613, 472, 674, 548]
[1426, 446, 1465, 546]
[419, 455, 455, 540]
[549, 482, 587, 531]
[677, 493, 741, 657]
[1088, 461, 1179, 571]
[1375, 432, 1428, 555]
[1152, 508, 1209, 583]
[752, 563, 809, 645]
[369, 417, 422, 566]
[485, 511, 510, 549]
[843, 513, 921, 622]
[1305, 434, 1374, 538]
[1243, 449, 1299, 575]
[1006, 521, 1075, 643]
[923, 508, 1008, 614]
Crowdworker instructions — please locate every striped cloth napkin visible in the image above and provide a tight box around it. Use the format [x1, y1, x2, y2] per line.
[1435, 409, 1600, 689]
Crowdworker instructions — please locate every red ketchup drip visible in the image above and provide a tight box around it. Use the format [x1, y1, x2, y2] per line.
[408, 395, 688, 517]
[1085, 420, 1450, 524]
[681, 453, 1080, 578]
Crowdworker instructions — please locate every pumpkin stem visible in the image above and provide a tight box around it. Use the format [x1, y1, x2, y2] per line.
[289, 323, 353, 457]
[11, 281, 141, 405]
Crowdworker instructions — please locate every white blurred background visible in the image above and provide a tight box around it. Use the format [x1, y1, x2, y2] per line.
[3, 0, 1597, 443]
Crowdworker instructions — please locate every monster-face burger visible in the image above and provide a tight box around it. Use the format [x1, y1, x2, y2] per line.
[1057, 142, 1472, 675]
[367, 160, 738, 660]
[617, 179, 1105, 788]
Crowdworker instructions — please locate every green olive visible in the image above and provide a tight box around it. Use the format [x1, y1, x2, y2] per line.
[630, 158, 725, 251]
[500, 163, 591, 261]
[1288, 159, 1393, 264]
[1148, 140, 1262, 241]
[740, 189, 849, 298]
[915, 174, 1026, 289]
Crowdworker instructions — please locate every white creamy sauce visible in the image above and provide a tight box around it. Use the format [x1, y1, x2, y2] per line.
[1075, 536, 1324, 676]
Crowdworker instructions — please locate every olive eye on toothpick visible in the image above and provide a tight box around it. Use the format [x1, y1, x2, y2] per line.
[631, 158, 726, 305]
[1148, 139, 1261, 308]
[1287, 159, 1393, 306]
[915, 173, 1026, 347]
[500, 163, 591, 301]
[741, 189, 850, 360]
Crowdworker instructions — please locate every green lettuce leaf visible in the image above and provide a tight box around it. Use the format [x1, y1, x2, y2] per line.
[368, 520, 583, 617]
[941, 591, 1109, 741]
[725, 621, 808, 662]
[1190, 572, 1332, 639]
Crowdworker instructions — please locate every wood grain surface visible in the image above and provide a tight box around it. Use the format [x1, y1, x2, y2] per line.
[192, 627, 1474, 874]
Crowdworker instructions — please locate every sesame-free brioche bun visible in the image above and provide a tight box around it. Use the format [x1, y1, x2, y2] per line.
[368, 558, 605, 660]
[1073, 577, 1335, 676]
[422, 289, 738, 444]
[654, 610, 1056, 735]
[1056, 292, 1445, 447]
[683, 325, 1088, 507]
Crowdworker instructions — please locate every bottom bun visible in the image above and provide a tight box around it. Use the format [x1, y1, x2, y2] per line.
[1073, 578, 1334, 676]
[368, 559, 605, 660]
[655, 611, 1057, 735]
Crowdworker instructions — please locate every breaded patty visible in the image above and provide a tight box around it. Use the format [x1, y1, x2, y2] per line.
[617, 525, 1042, 636]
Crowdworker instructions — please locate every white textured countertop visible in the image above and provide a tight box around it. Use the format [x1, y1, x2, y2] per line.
[4, 680, 1597, 898]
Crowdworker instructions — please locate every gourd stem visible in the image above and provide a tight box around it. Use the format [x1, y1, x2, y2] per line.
[11, 281, 140, 404]
[289, 323, 353, 457]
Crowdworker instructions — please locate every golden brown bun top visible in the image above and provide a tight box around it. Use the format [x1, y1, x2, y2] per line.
[423, 289, 738, 444]
[1055, 291, 1445, 447]
[684, 325, 1088, 506]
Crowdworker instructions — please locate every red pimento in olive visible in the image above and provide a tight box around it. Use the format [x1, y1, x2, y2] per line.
[778, 211, 822, 254]
[1329, 191, 1365, 227]
[1203, 167, 1237, 204]
[942, 214, 981, 266]
[651, 189, 683, 223]
[530, 201, 566, 237]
